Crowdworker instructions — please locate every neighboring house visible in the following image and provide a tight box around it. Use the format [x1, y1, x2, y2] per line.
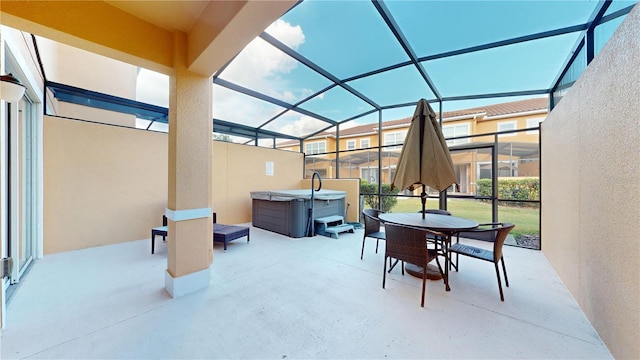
[278, 97, 547, 195]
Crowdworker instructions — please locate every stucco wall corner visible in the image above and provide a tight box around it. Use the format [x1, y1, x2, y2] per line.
[541, 4, 640, 359]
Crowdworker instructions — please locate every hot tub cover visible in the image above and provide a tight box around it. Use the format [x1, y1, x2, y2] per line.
[250, 189, 347, 201]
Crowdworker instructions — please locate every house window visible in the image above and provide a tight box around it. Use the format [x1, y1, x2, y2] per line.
[384, 131, 406, 149]
[346, 140, 356, 150]
[526, 117, 545, 135]
[442, 123, 470, 146]
[305, 141, 326, 155]
[360, 138, 370, 149]
[497, 121, 517, 137]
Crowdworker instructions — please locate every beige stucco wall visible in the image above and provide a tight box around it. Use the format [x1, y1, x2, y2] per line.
[43, 115, 168, 254]
[57, 103, 136, 127]
[38, 38, 138, 126]
[541, 5, 640, 359]
[54, 41, 137, 97]
[212, 141, 304, 225]
[43, 115, 305, 253]
[300, 178, 361, 223]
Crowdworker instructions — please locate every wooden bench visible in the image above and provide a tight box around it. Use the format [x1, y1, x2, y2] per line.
[151, 213, 250, 253]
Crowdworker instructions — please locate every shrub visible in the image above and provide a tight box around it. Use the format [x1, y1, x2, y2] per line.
[476, 177, 539, 207]
[476, 178, 492, 198]
[360, 180, 399, 213]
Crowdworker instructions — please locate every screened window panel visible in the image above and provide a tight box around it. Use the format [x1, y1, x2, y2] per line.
[421, 32, 582, 98]
[298, 86, 376, 122]
[594, 16, 627, 56]
[498, 203, 540, 250]
[388, 1, 598, 57]
[37, 36, 139, 101]
[276, 1, 409, 79]
[212, 84, 288, 128]
[262, 109, 331, 138]
[384, 131, 407, 148]
[136, 68, 168, 107]
[305, 155, 332, 179]
[346, 64, 436, 107]
[336, 149, 375, 180]
[217, 37, 333, 104]
[443, 123, 470, 146]
[305, 141, 326, 155]
[604, 0, 638, 16]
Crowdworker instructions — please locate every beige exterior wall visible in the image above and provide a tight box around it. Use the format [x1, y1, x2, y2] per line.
[288, 109, 544, 191]
[43, 115, 305, 254]
[43, 115, 168, 254]
[212, 141, 304, 225]
[57, 103, 136, 127]
[340, 132, 380, 150]
[475, 113, 545, 143]
[300, 178, 361, 223]
[54, 41, 137, 98]
[281, 144, 300, 152]
[40, 38, 138, 126]
[293, 112, 545, 155]
[541, 6, 640, 359]
[339, 133, 379, 150]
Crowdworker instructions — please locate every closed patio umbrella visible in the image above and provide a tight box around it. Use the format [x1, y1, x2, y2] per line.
[391, 99, 457, 218]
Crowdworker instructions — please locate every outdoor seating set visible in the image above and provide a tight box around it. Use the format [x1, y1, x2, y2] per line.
[151, 213, 249, 254]
[361, 208, 515, 307]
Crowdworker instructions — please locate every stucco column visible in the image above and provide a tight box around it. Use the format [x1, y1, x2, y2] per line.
[165, 32, 213, 297]
[0, 27, 7, 329]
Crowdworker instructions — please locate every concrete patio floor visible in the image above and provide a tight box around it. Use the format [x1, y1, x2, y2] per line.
[1, 225, 612, 359]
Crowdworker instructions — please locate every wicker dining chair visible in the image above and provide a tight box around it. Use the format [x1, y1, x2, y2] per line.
[448, 222, 515, 301]
[382, 223, 446, 307]
[361, 208, 386, 260]
[418, 209, 460, 270]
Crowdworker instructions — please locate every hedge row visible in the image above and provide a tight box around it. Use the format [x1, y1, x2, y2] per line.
[476, 178, 539, 207]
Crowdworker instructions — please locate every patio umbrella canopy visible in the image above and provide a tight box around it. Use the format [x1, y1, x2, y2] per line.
[391, 99, 457, 218]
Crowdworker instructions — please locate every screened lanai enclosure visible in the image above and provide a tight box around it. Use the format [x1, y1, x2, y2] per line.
[35, 0, 638, 250]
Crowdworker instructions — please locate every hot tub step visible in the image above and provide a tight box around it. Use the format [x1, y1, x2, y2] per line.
[314, 216, 354, 239]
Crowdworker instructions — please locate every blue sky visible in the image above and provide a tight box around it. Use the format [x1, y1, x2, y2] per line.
[136, 0, 637, 139]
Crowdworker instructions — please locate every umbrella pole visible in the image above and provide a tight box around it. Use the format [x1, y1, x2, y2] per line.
[421, 184, 426, 219]
[419, 113, 426, 219]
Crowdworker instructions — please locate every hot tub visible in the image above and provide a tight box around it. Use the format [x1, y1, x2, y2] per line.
[251, 189, 347, 238]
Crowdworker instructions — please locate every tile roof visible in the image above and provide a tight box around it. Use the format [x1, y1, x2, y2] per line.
[459, 97, 548, 118]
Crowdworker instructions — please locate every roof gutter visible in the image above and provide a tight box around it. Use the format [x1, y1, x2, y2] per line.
[378, 123, 410, 131]
[441, 112, 486, 122]
[341, 131, 378, 139]
[484, 109, 547, 120]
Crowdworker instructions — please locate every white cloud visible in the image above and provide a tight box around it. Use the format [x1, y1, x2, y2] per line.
[213, 19, 330, 137]
[300, 88, 320, 100]
[136, 68, 169, 107]
[266, 19, 305, 49]
[281, 90, 297, 102]
[221, 19, 305, 98]
[214, 18, 327, 134]
[338, 121, 361, 130]
[275, 114, 328, 136]
[136, 19, 326, 138]
[212, 85, 283, 127]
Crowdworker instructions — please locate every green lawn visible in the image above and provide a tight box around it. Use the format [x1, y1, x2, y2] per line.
[389, 197, 539, 237]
